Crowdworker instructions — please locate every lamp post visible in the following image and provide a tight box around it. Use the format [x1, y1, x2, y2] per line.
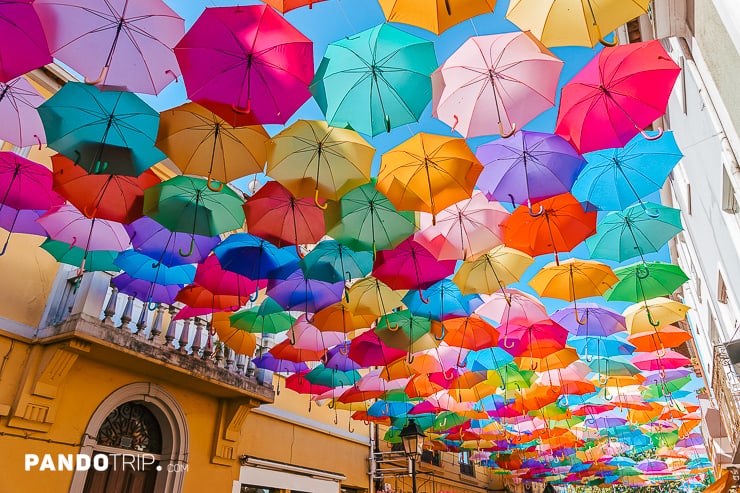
[399, 419, 425, 493]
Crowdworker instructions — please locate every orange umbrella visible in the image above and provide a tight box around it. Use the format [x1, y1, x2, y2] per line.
[311, 302, 375, 334]
[377, 132, 482, 223]
[515, 347, 580, 372]
[439, 314, 499, 353]
[269, 339, 326, 363]
[212, 311, 256, 356]
[502, 192, 596, 264]
[377, 0, 496, 35]
[261, 0, 326, 13]
[627, 325, 692, 352]
[405, 373, 445, 398]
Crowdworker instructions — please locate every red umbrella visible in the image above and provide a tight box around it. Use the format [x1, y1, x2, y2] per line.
[243, 181, 326, 248]
[269, 339, 326, 363]
[0, 0, 51, 82]
[51, 154, 160, 223]
[285, 370, 332, 395]
[175, 284, 244, 311]
[555, 40, 681, 154]
[174, 5, 314, 126]
[502, 193, 596, 264]
[347, 329, 406, 368]
[499, 320, 569, 360]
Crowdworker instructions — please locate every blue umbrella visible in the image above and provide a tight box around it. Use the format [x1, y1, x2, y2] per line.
[213, 233, 300, 290]
[367, 400, 414, 418]
[403, 279, 481, 322]
[124, 216, 219, 267]
[568, 335, 636, 359]
[571, 131, 682, 212]
[114, 250, 196, 285]
[464, 347, 514, 371]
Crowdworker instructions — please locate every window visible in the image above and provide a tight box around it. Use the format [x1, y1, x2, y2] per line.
[421, 449, 441, 467]
[722, 165, 738, 213]
[458, 451, 475, 477]
[719, 273, 729, 304]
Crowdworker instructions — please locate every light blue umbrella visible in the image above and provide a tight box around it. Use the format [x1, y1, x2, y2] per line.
[403, 279, 481, 322]
[114, 250, 196, 285]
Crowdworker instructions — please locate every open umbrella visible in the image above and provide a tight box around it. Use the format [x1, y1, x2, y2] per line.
[452, 246, 534, 296]
[475, 288, 549, 326]
[243, 181, 326, 249]
[37, 204, 130, 253]
[174, 4, 313, 126]
[345, 277, 406, 319]
[40, 238, 119, 272]
[378, 0, 495, 35]
[373, 238, 456, 298]
[377, 133, 482, 222]
[288, 315, 345, 351]
[261, 0, 326, 13]
[310, 24, 436, 136]
[194, 255, 266, 303]
[433, 32, 563, 138]
[551, 303, 626, 337]
[403, 279, 480, 321]
[0, 151, 64, 212]
[112, 272, 182, 305]
[606, 262, 689, 302]
[324, 181, 417, 254]
[0, 76, 46, 148]
[266, 120, 374, 206]
[348, 329, 407, 368]
[213, 233, 299, 285]
[0, 0, 51, 82]
[627, 325, 692, 353]
[506, 0, 649, 48]
[555, 40, 681, 154]
[624, 298, 690, 334]
[0, 207, 46, 255]
[114, 250, 195, 286]
[211, 311, 257, 356]
[299, 240, 373, 284]
[156, 102, 268, 191]
[266, 267, 345, 313]
[38, 82, 166, 176]
[230, 298, 295, 335]
[124, 216, 219, 267]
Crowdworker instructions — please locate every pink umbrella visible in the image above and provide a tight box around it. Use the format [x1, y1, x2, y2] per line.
[288, 314, 346, 351]
[0, 0, 51, 82]
[632, 350, 692, 372]
[347, 328, 407, 368]
[175, 5, 314, 126]
[414, 190, 508, 261]
[0, 77, 46, 148]
[35, 0, 184, 94]
[475, 288, 549, 326]
[355, 369, 410, 392]
[432, 31, 563, 138]
[36, 204, 130, 252]
[372, 238, 456, 301]
[194, 255, 266, 302]
[0, 152, 64, 211]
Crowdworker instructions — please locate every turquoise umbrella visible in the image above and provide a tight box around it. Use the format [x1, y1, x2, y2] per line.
[40, 238, 119, 272]
[310, 23, 436, 136]
[38, 82, 165, 176]
[304, 364, 360, 388]
[299, 240, 373, 284]
[605, 261, 689, 302]
[585, 202, 683, 262]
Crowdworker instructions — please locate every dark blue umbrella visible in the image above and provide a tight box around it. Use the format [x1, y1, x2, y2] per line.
[266, 267, 344, 313]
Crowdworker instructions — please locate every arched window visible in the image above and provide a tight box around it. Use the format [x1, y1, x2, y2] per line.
[97, 402, 162, 454]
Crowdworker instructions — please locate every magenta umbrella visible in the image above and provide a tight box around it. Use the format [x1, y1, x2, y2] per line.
[35, 0, 184, 94]
[413, 191, 508, 261]
[0, 77, 46, 148]
[175, 5, 314, 127]
[194, 255, 266, 302]
[0, 151, 64, 211]
[37, 204, 130, 252]
[632, 350, 692, 372]
[347, 329, 407, 368]
[372, 238, 456, 302]
[0, 0, 51, 82]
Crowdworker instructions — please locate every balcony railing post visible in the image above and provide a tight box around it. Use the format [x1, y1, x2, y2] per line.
[191, 318, 204, 356]
[178, 318, 192, 353]
[135, 305, 149, 336]
[164, 306, 179, 347]
[102, 283, 118, 326]
[150, 304, 164, 341]
[119, 295, 134, 331]
[214, 340, 224, 367]
[224, 345, 234, 371]
[203, 331, 214, 362]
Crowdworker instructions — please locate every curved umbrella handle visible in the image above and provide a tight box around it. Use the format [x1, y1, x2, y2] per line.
[585, 353, 594, 363]
[249, 286, 259, 303]
[384, 115, 391, 133]
[640, 127, 664, 141]
[84, 66, 109, 85]
[386, 324, 401, 332]
[530, 360, 538, 371]
[327, 399, 334, 409]
[33, 134, 42, 151]
[599, 36, 618, 47]
[314, 189, 328, 210]
[456, 351, 467, 368]
[603, 390, 613, 401]
[348, 420, 355, 433]
[598, 373, 609, 385]
[443, 367, 455, 381]
[574, 307, 588, 326]
[434, 323, 445, 341]
[659, 367, 667, 379]
[147, 299, 158, 311]
[232, 100, 251, 114]
[288, 328, 296, 345]
[165, 69, 179, 83]
[338, 341, 349, 356]
[655, 342, 667, 358]
[646, 308, 661, 328]
[636, 264, 651, 279]
[179, 237, 195, 257]
[150, 260, 162, 269]
[498, 121, 516, 139]
[527, 201, 545, 217]
[83, 204, 98, 218]
[444, 0, 452, 15]
[228, 305, 241, 312]
[207, 174, 224, 192]
[334, 411, 339, 425]
[503, 335, 515, 349]
[418, 289, 430, 304]
[407, 352, 415, 364]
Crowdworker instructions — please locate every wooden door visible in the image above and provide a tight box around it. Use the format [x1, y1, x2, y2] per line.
[82, 453, 158, 493]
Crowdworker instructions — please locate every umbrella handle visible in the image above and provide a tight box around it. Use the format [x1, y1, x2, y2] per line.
[206, 174, 224, 192]
[655, 343, 667, 358]
[598, 373, 609, 385]
[232, 101, 251, 114]
[640, 127, 664, 141]
[338, 341, 349, 356]
[527, 201, 545, 217]
[384, 115, 391, 133]
[574, 309, 588, 326]
[498, 121, 516, 139]
[249, 287, 259, 302]
[599, 36, 618, 47]
[636, 264, 651, 279]
[314, 189, 328, 210]
[147, 299, 157, 311]
[444, 0, 452, 15]
[456, 352, 467, 368]
[443, 367, 455, 381]
[348, 420, 355, 433]
[434, 323, 445, 341]
[503, 336, 515, 349]
[451, 115, 459, 134]
[418, 289, 430, 304]
[83, 204, 98, 218]
[165, 69, 179, 83]
[530, 360, 538, 371]
[585, 353, 594, 363]
[295, 244, 305, 259]
[33, 134, 42, 151]
[387, 324, 401, 332]
[178, 238, 195, 257]
[288, 328, 296, 345]
[407, 352, 415, 364]
[84, 66, 109, 85]
[646, 309, 661, 328]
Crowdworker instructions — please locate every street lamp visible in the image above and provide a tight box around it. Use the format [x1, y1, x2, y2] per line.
[399, 419, 425, 493]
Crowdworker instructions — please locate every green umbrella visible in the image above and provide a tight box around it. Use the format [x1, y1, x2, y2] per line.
[641, 376, 691, 400]
[230, 298, 296, 334]
[40, 238, 119, 272]
[375, 310, 433, 352]
[649, 430, 679, 448]
[38, 82, 166, 176]
[585, 203, 683, 262]
[605, 261, 689, 302]
[304, 364, 360, 388]
[143, 175, 244, 256]
[432, 411, 469, 432]
[324, 181, 417, 254]
[310, 23, 437, 136]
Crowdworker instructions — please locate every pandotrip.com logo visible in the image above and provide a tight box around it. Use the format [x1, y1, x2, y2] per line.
[24, 453, 188, 473]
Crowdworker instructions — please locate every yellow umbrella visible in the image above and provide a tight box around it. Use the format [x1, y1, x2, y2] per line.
[156, 102, 269, 191]
[452, 245, 534, 295]
[346, 277, 406, 318]
[265, 120, 375, 207]
[506, 0, 650, 48]
[212, 311, 257, 356]
[377, 132, 482, 223]
[623, 297, 690, 334]
[378, 0, 496, 35]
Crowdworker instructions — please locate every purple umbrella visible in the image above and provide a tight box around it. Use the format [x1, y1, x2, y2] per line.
[0, 77, 46, 148]
[266, 267, 344, 313]
[676, 434, 704, 448]
[323, 342, 361, 371]
[476, 130, 585, 215]
[37, 204, 130, 252]
[252, 352, 308, 373]
[112, 272, 182, 305]
[643, 368, 692, 385]
[636, 459, 668, 472]
[551, 303, 626, 337]
[124, 216, 219, 267]
[0, 207, 46, 255]
[0, 0, 51, 82]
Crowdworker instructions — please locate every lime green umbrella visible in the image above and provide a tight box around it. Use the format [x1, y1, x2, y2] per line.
[40, 238, 119, 272]
[649, 430, 680, 448]
[432, 411, 469, 432]
[487, 363, 536, 390]
[143, 175, 245, 256]
[605, 261, 689, 302]
[230, 298, 296, 334]
[642, 376, 691, 400]
[324, 181, 417, 254]
[310, 24, 436, 136]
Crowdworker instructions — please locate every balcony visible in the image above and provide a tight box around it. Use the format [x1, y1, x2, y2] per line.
[709, 343, 740, 463]
[37, 268, 275, 403]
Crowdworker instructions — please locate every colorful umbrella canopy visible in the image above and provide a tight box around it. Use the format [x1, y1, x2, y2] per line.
[377, 0, 496, 35]
[40, 238, 119, 272]
[0, 76, 46, 148]
[38, 82, 166, 176]
[37, 203, 130, 252]
[112, 272, 182, 305]
[324, 181, 417, 254]
[52, 153, 160, 224]
[404, 279, 480, 321]
[124, 216, 219, 267]
[243, 181, 327, 249]
[627, 325, 692, 353]
[266, 120, 374, 205]
[452, 246, 534, 296]
[0, 0, 51, 82]
[624, 298, 691, 334]
[500, 320, 570, 359]
[194, 255, 265, 301]
[632, 350, 692, 372]
[299, 240, 373, 284]
[555, 40, 681, 154]
[35, 0, 183, 94]
[433, 32, 563, 138]
[476, 130, 586, 211]
[174, 5, 313, 126]
[288, 315, 345, 351]
[373, 238, 456, 294]
[506, 0, 650, 48]
[375, 310, 437, 353]
[0, 151, 64, 211]
[0, 207, 46, 254]
[310, 24, 436, 136]
[377, 133, 482, 221]
[230, 298, 296, 335]
[606, 262, 689, 302]
[211, 311, 257, 356]
[114, 250, 195, 285]
[156, 102, 268, 190]
[213, 233, 299, 282]
[476, 288, 549, 326]
[347, 329, 407, 368]
[266, 267, 345, 313]
[551, 303, 626, 337]
[261, 0, 326, 13]
[345, 277, 406, 319]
